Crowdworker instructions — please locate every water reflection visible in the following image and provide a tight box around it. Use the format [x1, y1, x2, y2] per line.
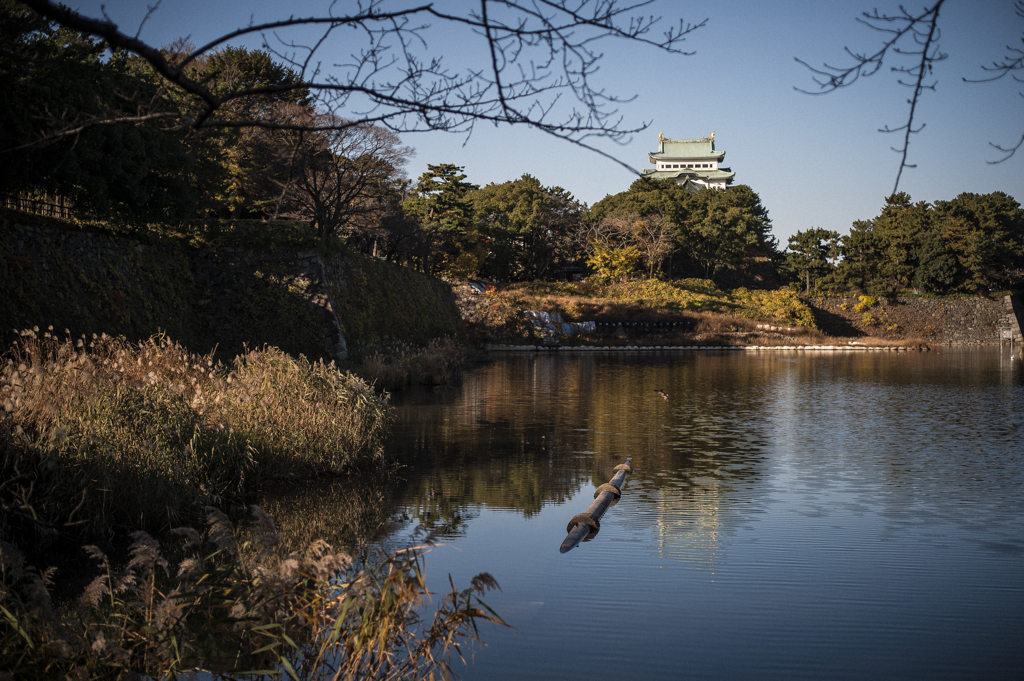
[376, 349, 1024, 681]
[389, 349, 1024, 565]
[255, 472, 398, 550]
[390, 352, 779, 556]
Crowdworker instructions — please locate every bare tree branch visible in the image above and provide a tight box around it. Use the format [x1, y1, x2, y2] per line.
[12, 0, 705, 172]
[795, 1, 948, 194]
[964, 1, 1024, 162]
[2, 113, 182, 153]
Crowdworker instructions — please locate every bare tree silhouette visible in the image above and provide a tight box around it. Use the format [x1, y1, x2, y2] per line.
[13, 0, 706, 172]
[797, 0, 1024, 193]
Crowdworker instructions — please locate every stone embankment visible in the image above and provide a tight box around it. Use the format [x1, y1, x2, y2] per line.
[807, 294, 1022, 345]
[485, 344, 929, 352]
[1, 219, 464, 360]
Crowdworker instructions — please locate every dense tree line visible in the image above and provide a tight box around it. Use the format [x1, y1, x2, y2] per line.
[782, 192, 1024, 294]
[588, 178, 777, 282]
[1, 1, 777, 286]
[402, 167, 583, 280]
[1, 2, 419, 252]
[396, 169, 779, 283]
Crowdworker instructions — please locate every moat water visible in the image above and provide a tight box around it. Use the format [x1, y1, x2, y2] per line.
[371, 347, 1024, 680]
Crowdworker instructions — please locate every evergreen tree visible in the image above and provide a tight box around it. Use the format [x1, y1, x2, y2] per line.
[471, 174, 582, 281]
[932, 192, 1024, 290]
[404, 164, 479, 275]
[675, 185, 775, 281]
[834, 220, 881, 293]
[784, 228, 841, 293]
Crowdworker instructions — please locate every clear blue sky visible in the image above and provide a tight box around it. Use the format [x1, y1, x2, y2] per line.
[70, 0, 1023, 246]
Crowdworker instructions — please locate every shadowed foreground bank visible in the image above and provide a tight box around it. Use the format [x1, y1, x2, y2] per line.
[1, 506, 503, 679]
[0, 329, 504, 678]
[1, 329, 391, 545]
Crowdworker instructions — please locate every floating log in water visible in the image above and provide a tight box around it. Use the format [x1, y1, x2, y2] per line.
[559, 461, 633, 554]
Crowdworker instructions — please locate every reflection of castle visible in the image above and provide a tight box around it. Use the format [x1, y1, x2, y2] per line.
[649, 478, 724, 572]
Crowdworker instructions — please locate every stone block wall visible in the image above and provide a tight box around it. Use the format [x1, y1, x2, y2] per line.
[807, 294, 1018, 344]
[0, 222, 197, 345]
[1002, 294, 1024, 342]
[187, 246, 337, 360]
[322, 253, 466, 352]
[1, 220, 462, 360]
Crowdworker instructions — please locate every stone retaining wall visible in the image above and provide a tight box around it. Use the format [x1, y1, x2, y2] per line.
[807, 294, 1022, 344]
[1002, 295, 1024, 342]
[1, 220, 461, 360]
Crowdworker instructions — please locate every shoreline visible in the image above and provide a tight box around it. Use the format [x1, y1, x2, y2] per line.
[485, 343, 943, 352]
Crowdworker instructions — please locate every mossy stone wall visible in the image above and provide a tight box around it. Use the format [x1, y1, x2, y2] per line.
[188, 247, 335, 360]
[323, 253, 466, 355]
[1, 219, 463, 358]
[1, 222, 197, 346]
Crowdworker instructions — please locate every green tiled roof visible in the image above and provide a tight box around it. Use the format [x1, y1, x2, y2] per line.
[639, 167, 735, 183]
[649, 137, 725, 161]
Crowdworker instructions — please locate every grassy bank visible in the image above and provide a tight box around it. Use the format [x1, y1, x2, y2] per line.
[484, 278, 816, 328]
[455, 279, 943, 348]
[0, 330, 506, 678]
[0, 330, 391, 545]
[465, 278, 818, 344]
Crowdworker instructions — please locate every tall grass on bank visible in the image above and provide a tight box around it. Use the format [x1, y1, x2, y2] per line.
[362, 337, 466, 391]
[213, 346, 391, 477]
[1, 506, 505, 680]
[0, 330, 391, 541]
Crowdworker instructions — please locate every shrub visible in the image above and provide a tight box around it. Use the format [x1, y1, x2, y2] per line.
[729, 288, 818, 329]
[585, 243, 640, 282]
[854, 295, 877, 312]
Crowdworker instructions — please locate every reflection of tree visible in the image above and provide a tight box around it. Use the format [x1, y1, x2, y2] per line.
[389, 354, 773, 546]
[388, 362, 601, 532]
[576, 353, 775, 569]
[389, 350, 1022, 574]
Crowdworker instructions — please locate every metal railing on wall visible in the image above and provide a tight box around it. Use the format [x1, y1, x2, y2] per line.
[3, 194, 74, 221]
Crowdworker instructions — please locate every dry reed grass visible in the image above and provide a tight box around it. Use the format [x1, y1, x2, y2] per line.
[0, 329, 391, 542]
[1, 506, 505, 679]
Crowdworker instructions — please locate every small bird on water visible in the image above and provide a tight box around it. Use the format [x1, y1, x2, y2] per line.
[656, 389, 669, 400]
